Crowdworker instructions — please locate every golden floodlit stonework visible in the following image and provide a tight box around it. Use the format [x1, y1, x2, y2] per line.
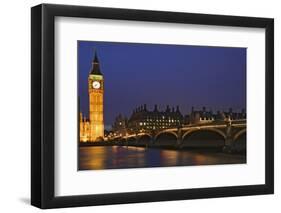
[80, 52, 104, 142]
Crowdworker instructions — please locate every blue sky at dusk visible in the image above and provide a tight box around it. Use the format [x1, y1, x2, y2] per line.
[78, 41, 246, 129]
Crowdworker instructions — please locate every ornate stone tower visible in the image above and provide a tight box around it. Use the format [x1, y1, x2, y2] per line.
[88, 51, 104, 141]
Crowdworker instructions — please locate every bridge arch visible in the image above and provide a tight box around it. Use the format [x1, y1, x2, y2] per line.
[155, 130, 178, 140]
[154, 131, 178, 147]
[138, 134, 152, 145]
[127, 136, 137, 140]
[233, 128, 246, 142]
[138, 133, 153, 139]
[120, 138, 127, 144]
[232, 128, 246, 153]
[181, 128, 226, 148]
[126, 136, 137, 145]
[182, 128, 226, 140]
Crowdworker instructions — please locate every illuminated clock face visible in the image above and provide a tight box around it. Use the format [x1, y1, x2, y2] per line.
[92, 81, 101, 89]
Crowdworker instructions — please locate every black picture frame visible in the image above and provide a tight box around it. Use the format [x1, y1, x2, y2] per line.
[31, 3, 274, 209]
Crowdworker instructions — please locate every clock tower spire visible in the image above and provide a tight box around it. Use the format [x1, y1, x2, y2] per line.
[90, 51, 102, 75]
[88, 51, 104, 141]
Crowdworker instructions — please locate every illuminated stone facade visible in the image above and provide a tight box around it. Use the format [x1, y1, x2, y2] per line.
[188, 107, 246, 125]
[80, 112, 90, 142]
[112, 104, 184, 136]
[80, 52, 104, 142]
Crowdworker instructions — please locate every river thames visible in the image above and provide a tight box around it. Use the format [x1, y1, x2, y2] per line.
[79, 146, 246, 170]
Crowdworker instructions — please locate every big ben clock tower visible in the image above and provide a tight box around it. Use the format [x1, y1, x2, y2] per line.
[88, 52, 104, 141]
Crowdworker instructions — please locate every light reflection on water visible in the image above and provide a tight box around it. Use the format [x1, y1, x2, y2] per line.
[79, 146, 246, 170]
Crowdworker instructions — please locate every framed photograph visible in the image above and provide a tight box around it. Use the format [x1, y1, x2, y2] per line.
[31, 4, 274, 209]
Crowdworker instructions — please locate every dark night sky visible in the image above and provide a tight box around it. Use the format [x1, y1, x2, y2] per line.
[78, 41, 246, 130]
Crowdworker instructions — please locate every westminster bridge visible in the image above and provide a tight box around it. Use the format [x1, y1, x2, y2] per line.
[108, 119, 246, 153]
